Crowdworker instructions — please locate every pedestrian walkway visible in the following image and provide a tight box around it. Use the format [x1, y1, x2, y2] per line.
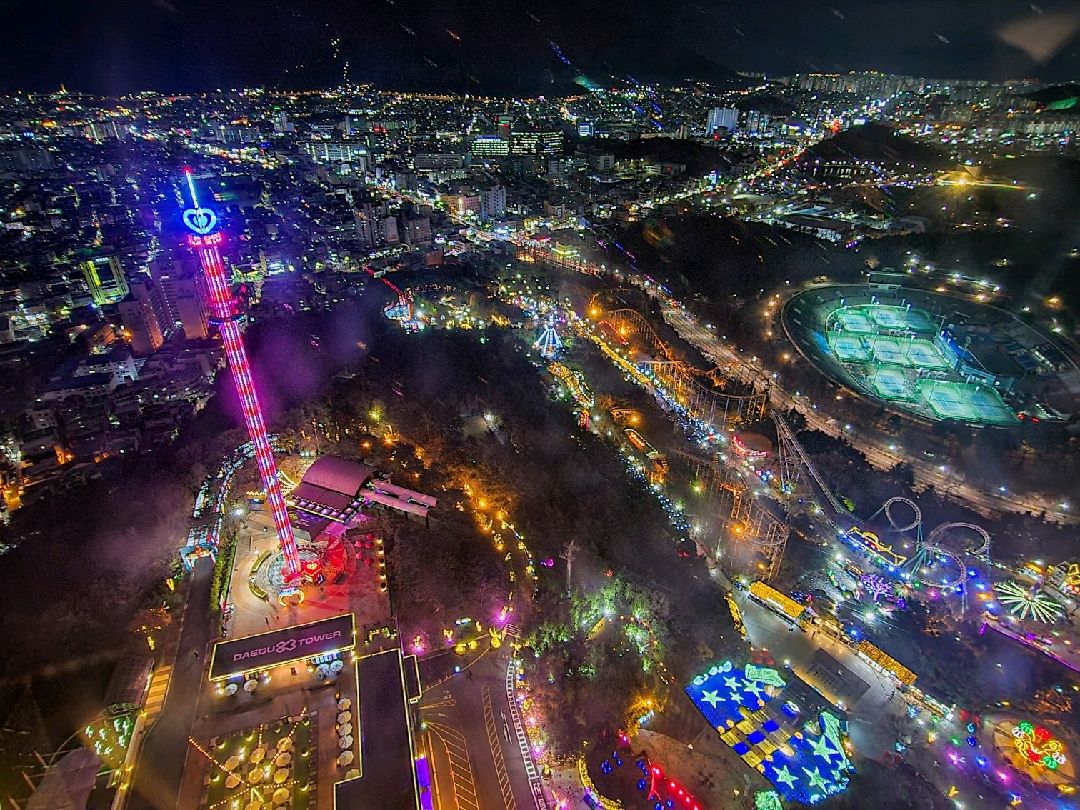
[127, 557, 214, 810]
[142, 665, 172, 725]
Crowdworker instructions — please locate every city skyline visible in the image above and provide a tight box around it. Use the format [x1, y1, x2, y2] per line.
[2, 7, 1080, 809]
[3, 0, 1080, 96]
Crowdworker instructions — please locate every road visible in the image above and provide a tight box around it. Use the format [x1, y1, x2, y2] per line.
[738, 594, 1068, 810]
[736, 592, 903, 755]
[660, 302, 1078, 525]
[126, 557, 214, 810]
[420, 646, 537, 810]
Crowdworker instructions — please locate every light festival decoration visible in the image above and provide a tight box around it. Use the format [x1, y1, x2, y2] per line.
[589, 740, 703, 810]
[686, 661, 854, 804]
[1011, 722, 1067, 771]
[533, 313, 563, 359]
[994, 581, 1064, 623]
[1057, 562, 1080, 595]
[860, 573, 894, 603]
[182, 169, 300, 579]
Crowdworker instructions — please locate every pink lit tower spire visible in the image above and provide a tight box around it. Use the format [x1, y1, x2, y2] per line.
[181, 168, 301, 579]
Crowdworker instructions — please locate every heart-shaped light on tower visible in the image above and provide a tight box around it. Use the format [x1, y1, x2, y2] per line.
[181, 167, 219, 235]
[182, 206, 218, 235]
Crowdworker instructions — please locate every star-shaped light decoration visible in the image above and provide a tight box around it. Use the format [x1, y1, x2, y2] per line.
[808, 734, 838, 761]
[803, 765, 830, 793]
[743, 680, 766, 701]
[701, 690, 722, 708]
[773, 764, 799, 790]
[723, 675, 741, 692]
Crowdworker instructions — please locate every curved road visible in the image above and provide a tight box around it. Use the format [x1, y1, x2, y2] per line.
[660, 303, 1078, 525]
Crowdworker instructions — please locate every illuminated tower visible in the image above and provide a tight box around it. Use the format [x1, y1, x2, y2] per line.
[181, 168, 301, 579]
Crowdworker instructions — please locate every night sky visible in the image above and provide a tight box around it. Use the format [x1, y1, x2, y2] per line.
[5, 0, 1080, 95]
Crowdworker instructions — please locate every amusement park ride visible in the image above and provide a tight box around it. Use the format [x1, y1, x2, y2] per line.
[364, 266, 416, 325]
[534, 314, 564, 359]
[585, 291, 998, 603]
[587, 291, 769, 429]
[524, 238, 1080, 684]
[774, 412, 993, 608]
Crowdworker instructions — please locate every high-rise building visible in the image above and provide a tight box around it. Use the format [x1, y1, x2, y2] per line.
[413, 153, 466, 171]
[497, 114, 513, 138]
[80, 255, 129, 306]
[11, 145, 54, 173]
[151, 255, 210, 340]
[510, 128, 564, 157]
[302, 141, 367, 171]
[480, 186, 507, 222]
[344, 113, 367, 136]
[441, 192, 481, 219]
[218, 124, 260, 144]
[382, 215, 400, 245]
[119, 280, 166, 355]
[402, 216, 432, 245]
[470, 136, 509, 158]
[538, 129, 564, 156]
[706, 107, 739, 135]
[585, 151, 615, 173]
[354, 211, 381, 250]
[272, 110, 292, 133]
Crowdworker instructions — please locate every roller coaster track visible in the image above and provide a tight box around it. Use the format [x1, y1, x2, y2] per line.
[772, 412, 845, 516]
[645, 360, 769, 428]
[591, 306, 769, 429]
[773, 412, 991, 599]
[599, 308, 672, 359]
[675, 448, 789, 581]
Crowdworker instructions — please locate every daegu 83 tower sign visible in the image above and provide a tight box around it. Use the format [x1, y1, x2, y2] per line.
[181, 168, 301, 580]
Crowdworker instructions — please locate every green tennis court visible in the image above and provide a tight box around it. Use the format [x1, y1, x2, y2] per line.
[917, 380, 1016, 424]
[835, 309, 876, 333]
[969, 386, 1017, 425]
[868, 336, 912, 367]
[869, 306, 936, 332]
[797, 290, 1021, 426]
[907, 339, 951, 370]
[869, 367, 916, 400]
[828, 333, 871, 362]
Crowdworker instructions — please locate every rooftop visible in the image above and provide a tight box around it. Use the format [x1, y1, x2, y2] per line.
[334, 649, 418, 809]
[301, 456, 377, 497]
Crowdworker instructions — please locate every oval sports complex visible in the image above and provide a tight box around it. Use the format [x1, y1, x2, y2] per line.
[782, 282, 1080, 426]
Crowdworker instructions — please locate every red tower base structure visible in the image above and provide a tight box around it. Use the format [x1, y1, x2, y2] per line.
[183, 169, 300, 579]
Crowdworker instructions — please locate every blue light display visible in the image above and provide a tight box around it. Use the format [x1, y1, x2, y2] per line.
[685, 661, 854, 805]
